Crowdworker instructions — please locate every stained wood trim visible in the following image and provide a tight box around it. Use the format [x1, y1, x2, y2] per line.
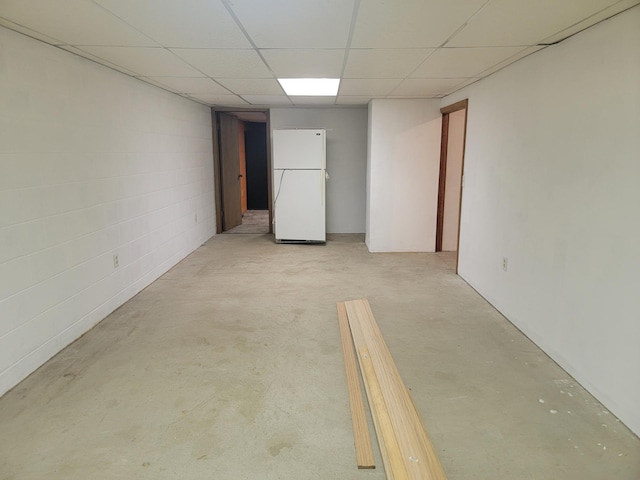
[337, 303, 376, 469]
[440, 99, 468, 115]
[344, 299, 448, 480]
[436, 113, 450, 252]
[211, 109, 223, 234]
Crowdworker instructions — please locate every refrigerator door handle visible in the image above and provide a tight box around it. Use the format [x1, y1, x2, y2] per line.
[321, 169, 326, 206]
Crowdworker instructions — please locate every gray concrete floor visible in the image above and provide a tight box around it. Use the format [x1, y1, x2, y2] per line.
[1, 234, 638, 479]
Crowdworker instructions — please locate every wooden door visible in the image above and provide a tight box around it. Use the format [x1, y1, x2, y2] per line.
[238, 121, 247, 214]
[219, 113, 243, 231]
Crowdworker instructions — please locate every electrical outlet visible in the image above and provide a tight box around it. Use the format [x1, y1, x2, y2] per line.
[113, 253, 119, 269]
[502, 257, 508, 272]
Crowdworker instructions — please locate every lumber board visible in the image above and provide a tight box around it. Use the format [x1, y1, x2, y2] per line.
[347, 300, 394, 479]
[358, 346, 409, 480]
[336, 302, 375, 469]
[344, 298, 448, 480]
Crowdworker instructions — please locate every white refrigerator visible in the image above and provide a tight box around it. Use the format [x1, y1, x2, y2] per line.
[272, 129, 327, 244]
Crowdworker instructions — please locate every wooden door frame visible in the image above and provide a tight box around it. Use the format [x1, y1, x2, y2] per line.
[212, 108, 272, 234]
[436, 99, 468, 273]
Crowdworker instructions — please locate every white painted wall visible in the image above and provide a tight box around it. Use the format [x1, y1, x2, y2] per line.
[445, 6, 640, 435]
[442, 109, 465, 252]
[270, 108, 367, 233]
[366, 99, 442, 252]
[0, 28, 216, 395]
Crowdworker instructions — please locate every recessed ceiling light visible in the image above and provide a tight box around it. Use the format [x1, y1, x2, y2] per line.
[278, 78, 340, 96]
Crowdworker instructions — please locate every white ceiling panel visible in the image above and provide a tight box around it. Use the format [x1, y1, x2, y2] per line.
[352, 0, 487, 48]
[336, 96, 373, 105]
[227, 0, 355, 48]
[473, 46, 546, 79]
[391, 78, 468, 97]
[344, 49, 434, 79]
[260, 49, 345, 78]
[447, 0, 620, 47]
[0, 0, 633, 107]
[172, 49, 273, 78]
[59, 46, 140, 76]
[538, 0, 640, 45]
[290, 96, 337, 106]
[187, 94, 248, 106]
[216, 79, 284, 95]
[339, 79, 403, 96]
[0, 0, 158, 46]
[142, 77, 231, 94]
[241, 95, 293, 106]
[95, 0, 250, 48]
[0, 18, 65, 45]
[411, 47, 524, 78]
[79, 47, 203, 77]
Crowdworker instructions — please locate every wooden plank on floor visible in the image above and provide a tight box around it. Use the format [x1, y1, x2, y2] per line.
[336, 302, 375, 469]
[347, 300, 395, 479]
[344, 298, 448, 480]
[358, 345, 409, 480]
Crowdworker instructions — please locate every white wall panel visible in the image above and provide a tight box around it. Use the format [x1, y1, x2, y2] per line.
[445, 6, 640, 435]
[0, 27, 216, 395]
[366, 99, 442, 252]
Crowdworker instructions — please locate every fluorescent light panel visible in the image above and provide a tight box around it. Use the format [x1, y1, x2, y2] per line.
[278, 78, 340, 96]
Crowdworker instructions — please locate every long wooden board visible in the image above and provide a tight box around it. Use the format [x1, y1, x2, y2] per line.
[358, 346, 409, 480]
[336, 302, 375, 469]
[344, 298, 448, 480]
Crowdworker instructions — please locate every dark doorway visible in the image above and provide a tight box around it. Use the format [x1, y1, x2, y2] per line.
[244, 122, 269, 211]
[212, 109, 271, 234]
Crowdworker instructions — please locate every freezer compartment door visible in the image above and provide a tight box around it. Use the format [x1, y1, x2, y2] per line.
[274, 169, 326, 243]
[272, 129, 326, 170]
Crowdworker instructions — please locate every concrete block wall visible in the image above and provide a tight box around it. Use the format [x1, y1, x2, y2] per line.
[0, 27, 216, 395]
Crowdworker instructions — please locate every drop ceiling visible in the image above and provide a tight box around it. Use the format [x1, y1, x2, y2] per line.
[1, 0, 637, 107]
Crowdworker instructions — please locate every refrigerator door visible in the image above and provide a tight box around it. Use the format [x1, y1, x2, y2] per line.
[272, 129, 326, 170]
[274, 169, 326, 243]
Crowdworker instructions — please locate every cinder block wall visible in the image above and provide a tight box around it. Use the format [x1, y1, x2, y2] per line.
[0, 27, 216, 395]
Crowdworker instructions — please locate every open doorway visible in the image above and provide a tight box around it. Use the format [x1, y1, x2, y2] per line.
[436, 99, 468, 272]
[212, 109, 271, 235]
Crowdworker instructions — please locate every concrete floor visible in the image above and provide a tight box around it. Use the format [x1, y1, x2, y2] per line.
[0, 234, 638, 479]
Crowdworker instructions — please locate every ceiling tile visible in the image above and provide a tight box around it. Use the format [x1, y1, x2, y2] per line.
[240, 95, 293, 106]
[447, 0, 621, 47]
[0, 0, 158, 46]
[216, 78, 284, 95]
[473, 46, 546, 79]
[336, 96, 373, 105]
[95, 0, 251, 48]
[142, 77, 230, 94]
[260, 49, 345, 78]
[0, 18, 65, 44]
[227, 0, 355, 48]
[187, 94, 249, 106]
[538, 0, 640, 45]
[79, 47, 202, 77]
[171, 49, 273, 78]
[391, 78, 468, 97]
[351, 0, 487, 48]
[339, 79, 403, 96]
[344, 49, 434, 79]
[290, 96, 337, 106]
[59, 46, 140, 76]
[411, 47, 524, 78]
